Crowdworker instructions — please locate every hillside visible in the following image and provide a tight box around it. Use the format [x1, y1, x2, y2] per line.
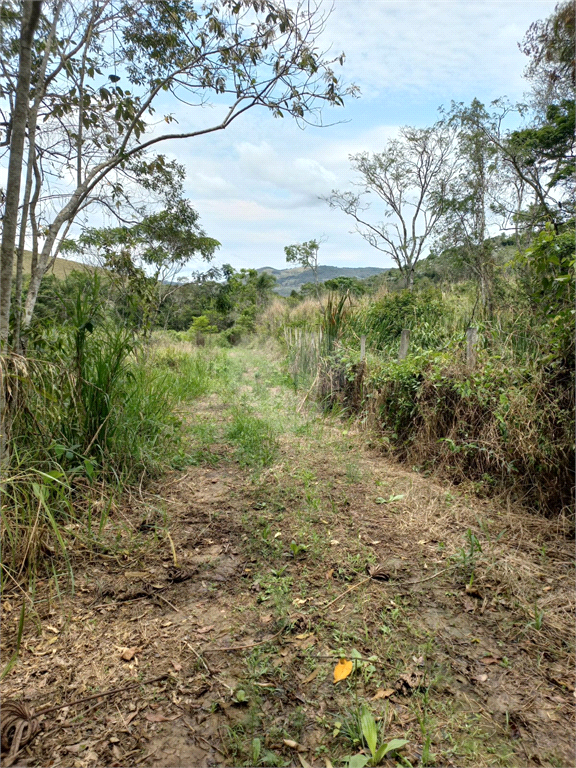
[257, 264, 388, 295]
[15, 250, 93, 280]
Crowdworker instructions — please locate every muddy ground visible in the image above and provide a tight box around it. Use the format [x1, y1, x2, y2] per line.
[2, 348, 574, 768]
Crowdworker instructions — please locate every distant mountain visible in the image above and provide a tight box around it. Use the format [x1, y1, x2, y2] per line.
[257, 265, 389, 296]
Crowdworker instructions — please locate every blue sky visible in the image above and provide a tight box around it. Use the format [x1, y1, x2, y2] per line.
[164, 0, 557, 277]
[87, 1, 560, 275]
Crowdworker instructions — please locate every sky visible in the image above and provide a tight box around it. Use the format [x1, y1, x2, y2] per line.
[159, 0, 558, 277]
[1, 0, 557, 276]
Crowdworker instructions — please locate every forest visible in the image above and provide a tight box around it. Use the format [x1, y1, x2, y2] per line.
[0, 2, 574, 767]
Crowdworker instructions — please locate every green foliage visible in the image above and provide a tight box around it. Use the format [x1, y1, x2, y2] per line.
[351, 288, 450, 352]
[514, 223, 575, 365]
[225, 407, 279, 468]
[343, 706, 408, 768]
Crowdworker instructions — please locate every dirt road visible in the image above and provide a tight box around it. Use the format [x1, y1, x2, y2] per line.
[3, 347, 574, 767]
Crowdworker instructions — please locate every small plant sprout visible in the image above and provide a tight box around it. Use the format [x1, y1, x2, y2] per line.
[346, 706, 408, 767]
[375, 494, 404, 504]
[289, 540, 308, 558]
[528, 604, 544, 631]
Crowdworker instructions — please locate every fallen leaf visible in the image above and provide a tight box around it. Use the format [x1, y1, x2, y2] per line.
[295, 632, 311, 640]
[465, 584, 482, 598]
[145, 712, 181, 723]
[367, 563, 389, 581]
[303, 668, 319, 684]
[121, 647, 137, 661]
[481, 656, 501, 665]
[463, 597, 476, 612]
[125, 710, 140, 725]
[172, 661, 182, 672]
[325, 759, 334, 768]
[418, 540, 426, 545]
[334, 658, 353, 683]
[283, 739, 300, 749]
[260, 613, 273, 624]
[395, 670, 423, 694]
[372, 688, 395, 700]
[298, 754, 313, 768]
[124, 570, 150, 580]
[196, 625, 214, 634]
[326, 569, 334, 580]
[330, 540, 340, 546]
[476, 674, 488, 682]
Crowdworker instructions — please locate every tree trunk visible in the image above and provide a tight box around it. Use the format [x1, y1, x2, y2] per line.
[13, 1, 62, 353]
[0, 1, 42, 350]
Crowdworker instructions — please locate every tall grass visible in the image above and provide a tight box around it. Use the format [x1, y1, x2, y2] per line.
[270, 284, 574, 515]
[1, 321, 227, 595]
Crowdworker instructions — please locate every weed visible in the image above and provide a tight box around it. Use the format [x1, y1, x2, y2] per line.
[343, 705, 408, 767]
[226, 407, 278, 468]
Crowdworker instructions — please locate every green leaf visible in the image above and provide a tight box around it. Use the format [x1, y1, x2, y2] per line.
[380, 738, 408, 757]
[360, 706, 378, 758]
[347, 755, 370, 768]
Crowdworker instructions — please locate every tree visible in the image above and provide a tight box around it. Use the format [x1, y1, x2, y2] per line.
[0, 0, 356, 346]
[436, 100, 503, 314]
[325, 123, 457, 290]
[65, 195, 220, 333]
[284, 238, 324, 299]
[520, 0, 575, 110]
[0, 0, 42, 352]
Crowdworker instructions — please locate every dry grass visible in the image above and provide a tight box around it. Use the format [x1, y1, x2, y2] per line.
[13, 249, 94, 280]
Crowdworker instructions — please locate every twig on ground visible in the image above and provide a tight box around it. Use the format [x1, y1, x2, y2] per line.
[183, 640, 213, 675]
[203, 628, 284, 652]
[36, 674, 171, 717]
[323, 576, 371, 610]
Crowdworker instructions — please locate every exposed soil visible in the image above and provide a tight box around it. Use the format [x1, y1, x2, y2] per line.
[2, 348, 574, 768]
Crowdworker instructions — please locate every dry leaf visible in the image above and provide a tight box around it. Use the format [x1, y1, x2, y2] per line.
[145, 712, 181, 723]
[395, 670, 423, 694]
[463, 597, 476, 613]
[298, 754, 313, 768]
[325, 759, 334, 768]
[372, 688, 395, 700]
[172, 661, 182, 672]
[326, 569, 334, 580]
[120, 647, 137, 661]
[303, 668, 319, 684]
[124, 570, 150, 580]
[334, 658, 353, 683]
[476, 674, 488, 682]
[295, 632, 310, 640]
[481, 656, 501, 665]
[367, 563, 389, 581]
[196, 625, 214, 634]
[283, 739, 300, 749]
[260, 613, 273, 624]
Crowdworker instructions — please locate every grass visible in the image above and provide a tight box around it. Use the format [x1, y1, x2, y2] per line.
[3, 337, 573, 768]
[1, 337, 228, 597]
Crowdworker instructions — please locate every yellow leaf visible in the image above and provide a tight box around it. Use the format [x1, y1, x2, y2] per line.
[333, 657, 353, 683]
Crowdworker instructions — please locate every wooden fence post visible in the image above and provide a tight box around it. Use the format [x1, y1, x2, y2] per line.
[466, 327, 478, 369]
[360, 335, 366, 362]
[398, 329, 410, 361]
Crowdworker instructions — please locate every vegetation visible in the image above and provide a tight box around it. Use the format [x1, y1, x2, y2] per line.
[0, 4, 574, 766]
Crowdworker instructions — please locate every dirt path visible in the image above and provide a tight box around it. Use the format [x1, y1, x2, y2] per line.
[2, 347, 574, 768]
